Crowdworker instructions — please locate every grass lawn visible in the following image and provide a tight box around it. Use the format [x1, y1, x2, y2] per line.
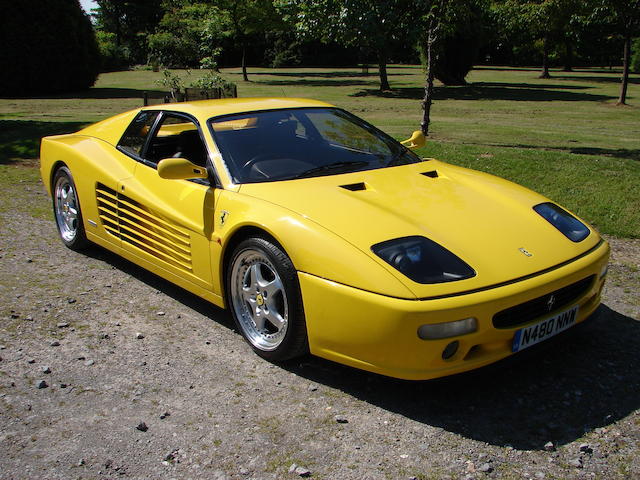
[0, 65, 638, 237]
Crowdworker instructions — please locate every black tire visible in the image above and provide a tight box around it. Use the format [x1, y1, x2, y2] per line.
[52, 166, 89, 251]
[226, 237, 308, 362]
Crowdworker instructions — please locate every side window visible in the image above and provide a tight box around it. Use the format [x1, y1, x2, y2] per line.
[144, 114, 208, 168]
[118, 111, 159, 157]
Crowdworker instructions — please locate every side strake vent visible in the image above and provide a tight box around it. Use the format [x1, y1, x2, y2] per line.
[340, 182, 367, 191]
[421, 170, 438, 178]
[96, 183, 192, 273]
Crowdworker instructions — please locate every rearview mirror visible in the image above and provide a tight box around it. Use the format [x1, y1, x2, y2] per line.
[157, 158, 208, 180]
[400, 130, 426, 149]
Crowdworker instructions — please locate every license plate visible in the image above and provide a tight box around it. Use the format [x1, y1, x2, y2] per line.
[512, 305, 579, 352]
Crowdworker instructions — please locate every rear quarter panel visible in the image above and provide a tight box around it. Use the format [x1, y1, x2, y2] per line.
[40, 134, 137, 244]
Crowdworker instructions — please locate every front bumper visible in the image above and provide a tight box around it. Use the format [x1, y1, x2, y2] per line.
[299, 240, 610, 380]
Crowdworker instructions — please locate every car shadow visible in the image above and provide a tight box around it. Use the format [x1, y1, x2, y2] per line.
[78, 244, 640, 450]
[283, 304, 640, 450]
[79, 244, 236, 330]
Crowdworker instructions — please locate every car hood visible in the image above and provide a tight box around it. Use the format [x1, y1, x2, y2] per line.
[239, 160, 601, 298]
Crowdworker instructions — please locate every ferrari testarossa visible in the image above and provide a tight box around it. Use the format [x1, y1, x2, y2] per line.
[40, 98, 609, 380]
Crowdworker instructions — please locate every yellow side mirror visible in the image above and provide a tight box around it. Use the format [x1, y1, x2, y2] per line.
[157, 158, 208, 180]
[400, 130, 426, 149]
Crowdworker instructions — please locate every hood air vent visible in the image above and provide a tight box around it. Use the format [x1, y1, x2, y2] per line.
[421, 170, 438, 178]
[340, 182, 367, 191]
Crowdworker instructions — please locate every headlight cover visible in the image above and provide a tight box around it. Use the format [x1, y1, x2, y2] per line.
[534, 202, 590, 242]
[372, 236, 475, 284]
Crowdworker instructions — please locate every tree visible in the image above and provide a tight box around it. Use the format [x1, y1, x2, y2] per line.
[286, 0, 417, 91]
[426, 0, 489, 86]
[0, 0, 100, 94]
[592, 0, 640, 105]
[95, 0, 164, 65]
[492, 0, 586, 78]
[148, 2, 231, 68]
[421, 0, 454, 134]
[208, 0, 281, 81]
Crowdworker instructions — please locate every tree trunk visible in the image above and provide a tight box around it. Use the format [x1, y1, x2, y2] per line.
[562, 38, 573, 72]
[539, 36, 551, 79]
[617, 35, 631, 105]
[421, 28, 437, 136]
[242, 44, 248, 82]
[378, 48, 391, 91]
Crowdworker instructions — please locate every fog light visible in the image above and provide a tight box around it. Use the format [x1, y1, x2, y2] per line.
[442, 341, 459, 360]
[417, 317, 477, 340]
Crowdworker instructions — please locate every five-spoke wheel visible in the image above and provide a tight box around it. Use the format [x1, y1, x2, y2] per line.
[52, 166, 88, 250]
[227, 237, 308, 361]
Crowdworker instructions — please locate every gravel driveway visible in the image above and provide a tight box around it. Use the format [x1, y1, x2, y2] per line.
[1, 163, 639, 479]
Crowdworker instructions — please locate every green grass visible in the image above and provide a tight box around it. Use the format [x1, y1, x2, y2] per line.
[0, 65, 638, 236]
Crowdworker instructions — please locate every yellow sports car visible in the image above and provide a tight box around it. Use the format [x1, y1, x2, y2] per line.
[40, 98, 609, 380]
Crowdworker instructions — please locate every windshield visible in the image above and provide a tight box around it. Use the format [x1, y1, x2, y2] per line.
[209, 108, 422, 183]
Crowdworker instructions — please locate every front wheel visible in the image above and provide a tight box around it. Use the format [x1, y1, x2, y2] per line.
[227, 237, 308, 362]
[52, 166, 88, 250]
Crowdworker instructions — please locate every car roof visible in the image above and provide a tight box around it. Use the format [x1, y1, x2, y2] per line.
[142, 97, 334, 120]
[76, 97, 335, 146]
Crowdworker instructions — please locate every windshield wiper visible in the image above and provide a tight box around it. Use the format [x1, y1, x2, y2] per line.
[386, 148, 410, 167]
[292, 161, 369, 179]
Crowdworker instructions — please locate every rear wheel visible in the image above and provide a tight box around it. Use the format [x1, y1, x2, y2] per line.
[227, 237, 308, 362]
[52, 166, 88, 250]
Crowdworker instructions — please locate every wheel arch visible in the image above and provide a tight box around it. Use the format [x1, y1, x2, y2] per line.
[219, 224, 287, 304]
[49, 161, 68, 192]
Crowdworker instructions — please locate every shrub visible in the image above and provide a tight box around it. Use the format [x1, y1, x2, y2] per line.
[631, 38, 640, 74]
[0, 0, 100, 95]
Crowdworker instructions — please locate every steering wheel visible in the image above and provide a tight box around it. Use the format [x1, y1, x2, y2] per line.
[241, 153, 279, 172]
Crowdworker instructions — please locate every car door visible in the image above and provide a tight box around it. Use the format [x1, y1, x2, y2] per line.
[116, 112, 218, 294]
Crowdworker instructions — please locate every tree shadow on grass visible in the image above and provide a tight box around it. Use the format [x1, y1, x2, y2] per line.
[554, 75, 640, 85]
[0, 87, 166, 101]
[568, 147, 640, 161]
[478, 142, 640, 162]
[351, 83, 615, 102]
[247, 70, 406, 79]
[0, 120, 89, 164]
[256, 78, 372, 87]
[78, 239, 640, 451]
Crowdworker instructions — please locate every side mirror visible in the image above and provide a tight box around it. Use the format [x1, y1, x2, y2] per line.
[157, 157, 208, 180]
[400, 130, 426, 149]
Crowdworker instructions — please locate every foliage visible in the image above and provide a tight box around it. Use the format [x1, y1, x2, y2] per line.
[0, 0, 100, 95]
[190, 71, 236, 90]
[156, 68, 236, 99]
[632, 38, 640, 73]
[149, 2, 231, 68]
[420, 0, 490, 86]
[263, 31, 303, 67]
[283, 0, 418, 90]
[96, 31, 130, 72]
[156, 70, 187, 100]
[94, 0, 164, 65]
